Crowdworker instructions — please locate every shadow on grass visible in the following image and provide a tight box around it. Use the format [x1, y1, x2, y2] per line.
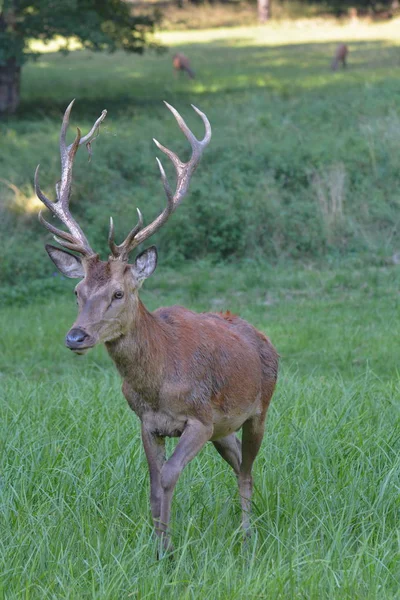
[10, 38, 400, 121]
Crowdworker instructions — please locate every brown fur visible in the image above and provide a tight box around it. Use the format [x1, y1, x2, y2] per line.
[331, 43, 349, 71]
[41, 102, 277, 554]
[51, 255, 278, 552]
[218, 310, 237, 322]
[173, 53, 195, 79]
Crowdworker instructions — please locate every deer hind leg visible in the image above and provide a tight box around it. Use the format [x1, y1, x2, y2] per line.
[158, 419, 212, 552]
[213, 433, 242, 474]
[239, 415, 266, 537]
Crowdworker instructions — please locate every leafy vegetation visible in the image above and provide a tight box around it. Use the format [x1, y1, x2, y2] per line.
[1, 20, 400, 295]
[0, 0, 160, 113]
[142, 0, 399, 28]
[0, 19, 400, 598]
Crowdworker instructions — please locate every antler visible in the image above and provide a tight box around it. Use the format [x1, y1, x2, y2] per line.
[108, 101, 211, 261]
[36, 100, 107, 257]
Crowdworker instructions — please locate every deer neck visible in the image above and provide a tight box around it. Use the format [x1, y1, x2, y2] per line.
[105, 298, 167, 391]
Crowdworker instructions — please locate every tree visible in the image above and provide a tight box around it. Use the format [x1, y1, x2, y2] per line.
[0, 0, 159, 115]
[258, 0, 271, 22]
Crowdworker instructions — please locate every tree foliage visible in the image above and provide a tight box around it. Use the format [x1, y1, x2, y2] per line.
[0, 0, 160, 113]
[0, 0, 159, 68]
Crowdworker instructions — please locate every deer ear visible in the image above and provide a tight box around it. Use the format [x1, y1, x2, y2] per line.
[45, 244, 85, 279]
[131, 246, 157, 283]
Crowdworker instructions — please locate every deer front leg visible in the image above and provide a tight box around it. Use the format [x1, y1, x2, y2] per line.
[158, 419, 213, 552]
[141, 424, 166, 534]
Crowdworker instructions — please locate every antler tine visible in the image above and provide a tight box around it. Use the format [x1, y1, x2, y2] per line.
[166, 101, 212, 152]
[155, 157, 173, 202]
[109, 103, 211, 260]
[60, 99, 107, 162]
[108, 209, 143, 260]
[37, 101, 107, 257]
[38, 211, 89, 255]
[36, 164, 84, 252]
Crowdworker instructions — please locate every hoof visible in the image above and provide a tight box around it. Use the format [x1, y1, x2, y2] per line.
[156, 536, 175, 560]
[242, 527, 253, 550]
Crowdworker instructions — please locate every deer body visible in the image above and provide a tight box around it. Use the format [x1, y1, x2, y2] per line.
[106, 304, 277, 439]
[173, 53, 195, 79]
[331, 43, 348, 70]
[36, 101, 278, 553]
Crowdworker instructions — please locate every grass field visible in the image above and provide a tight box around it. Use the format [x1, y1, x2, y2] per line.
[2, 18, 400, 286]
[1, 260, 400, 598]
[1, 17, 400, 599]
[1, 262, 400, 598]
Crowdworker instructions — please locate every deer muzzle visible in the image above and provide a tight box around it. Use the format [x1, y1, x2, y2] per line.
[65, 327, 94, 354]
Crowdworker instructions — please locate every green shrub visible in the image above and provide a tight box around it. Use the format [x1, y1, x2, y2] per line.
[2, 31, 400, 290]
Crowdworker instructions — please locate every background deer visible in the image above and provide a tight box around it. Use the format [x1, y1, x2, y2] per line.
[172, 53, 195, 79]
[36, 101, 278, 553]
[331, 43, 349, 70]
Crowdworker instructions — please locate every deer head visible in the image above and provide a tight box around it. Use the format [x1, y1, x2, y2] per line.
[37, 100, 211, 354]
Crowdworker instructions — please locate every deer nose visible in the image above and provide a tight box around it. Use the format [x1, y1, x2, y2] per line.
[66, 328, 88, 347]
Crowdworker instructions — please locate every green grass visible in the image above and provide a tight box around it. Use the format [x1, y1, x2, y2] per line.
[1, 19, 400, 599]
[2, 19, 400, 286]
[1, 262, 400, 598]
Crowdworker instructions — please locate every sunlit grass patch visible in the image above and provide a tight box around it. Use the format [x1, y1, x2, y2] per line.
[159, 17, 400, 46]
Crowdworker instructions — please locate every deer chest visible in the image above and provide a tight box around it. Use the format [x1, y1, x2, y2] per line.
[122, 380, 187, 437]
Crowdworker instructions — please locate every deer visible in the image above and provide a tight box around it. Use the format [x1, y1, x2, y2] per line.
[331, 43, 349, 71]
[172, 53, 195, 79]
[35, 100, 279, 554]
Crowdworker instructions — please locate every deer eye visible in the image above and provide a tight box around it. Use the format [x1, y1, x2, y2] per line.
[113, 290, 124, 300]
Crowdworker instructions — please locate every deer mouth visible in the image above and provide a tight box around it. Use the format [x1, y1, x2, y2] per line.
[66, 342, 96, 355]
[70, 347, 90, 355]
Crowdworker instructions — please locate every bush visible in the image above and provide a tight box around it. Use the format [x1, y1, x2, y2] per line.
[2, 31, 400, 290]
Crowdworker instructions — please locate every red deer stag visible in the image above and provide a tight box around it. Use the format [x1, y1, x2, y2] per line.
[172, 53, 195, 79]
[36, 100, 278, 553]
[331, 43, 349, 71]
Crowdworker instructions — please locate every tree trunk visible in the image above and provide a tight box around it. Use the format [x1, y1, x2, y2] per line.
[0, 59, 21, 115]
[258, 0, 271, 23]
